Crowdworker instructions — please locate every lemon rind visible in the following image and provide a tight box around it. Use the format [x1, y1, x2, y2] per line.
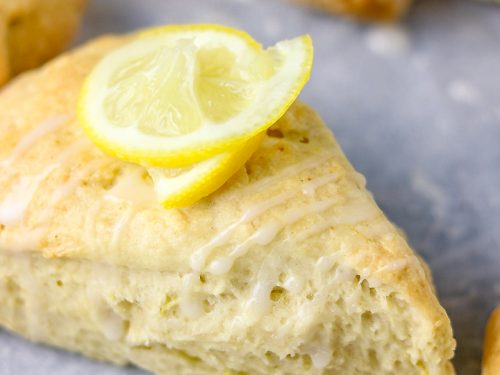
[148, 133, 264, 208]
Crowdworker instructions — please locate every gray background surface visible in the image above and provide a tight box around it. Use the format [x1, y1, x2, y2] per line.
[1, 0, 499, 374]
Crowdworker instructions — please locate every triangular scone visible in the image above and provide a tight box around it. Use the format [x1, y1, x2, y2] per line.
[0, 35, 455, 374]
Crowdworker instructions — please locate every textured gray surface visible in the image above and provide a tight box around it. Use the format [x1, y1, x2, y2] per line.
[1, 0, 499, 374]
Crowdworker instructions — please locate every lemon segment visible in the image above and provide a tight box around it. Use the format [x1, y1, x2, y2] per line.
[147, 133, 264, 208]
[78, 24, 313, 167]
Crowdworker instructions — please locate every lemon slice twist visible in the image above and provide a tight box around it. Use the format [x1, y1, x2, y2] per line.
[78, 24, 313, 207]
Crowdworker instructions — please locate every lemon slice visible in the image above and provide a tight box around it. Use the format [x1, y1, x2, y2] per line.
[148, 133, 263, 208]
[78, 24, 313, 167]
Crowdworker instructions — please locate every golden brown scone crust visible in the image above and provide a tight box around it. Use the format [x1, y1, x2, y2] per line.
[0, 0, 86, 85]
[483, 307, 500, 375]
[293, 0, 411, 21]
[0, 34, 455, 374]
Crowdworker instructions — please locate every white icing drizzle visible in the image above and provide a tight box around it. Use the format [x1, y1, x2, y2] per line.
[0, 167, 56, 225]
[205, 256, 233, 276]
[91, 293, 126, 341]
[0, 139, 88, 226]
[251, 221, 281, 245]
[36, 159, 107, 224]
[0, 115, 68, 168]
[109, 206, 136, 251]
[301, 173, 337, 197]
[192, 164, 338, 272]
[105, 167, 158, 251]
[298, 273, 335, 369]
[206, 222, 281, 275]
[243, 271, 278, 322]
[105, 167, 157, 206]
[191, 190, 296, 271]
[333, 197, 380, 225]
[283, 274, 305, 294]
[243, 227, 338, 323]
[207, 197, 340, 275]
[282, 198, 338, 224]
[315, 255, 336, 273]
[376, 258, 412, 274]
[100, 305, 127, 341]
[309, 347, 332, 369]
[293, 197, 380, 244]
[293, 220, 332, 244]
[180, 273, 204, 319]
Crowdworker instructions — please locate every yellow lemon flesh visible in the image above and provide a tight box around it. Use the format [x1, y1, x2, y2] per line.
[78, 24, 313, 167]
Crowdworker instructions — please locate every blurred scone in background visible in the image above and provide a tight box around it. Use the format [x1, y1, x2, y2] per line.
[0, 0, 87, 85]
[294, 0, 412, 21]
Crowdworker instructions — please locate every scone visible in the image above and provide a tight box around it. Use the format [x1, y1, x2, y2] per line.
[0, 0, 86, 85]
[483, 307, 500, 375]
[0, 34, 455, 374]
[292, 0, 412, 21]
